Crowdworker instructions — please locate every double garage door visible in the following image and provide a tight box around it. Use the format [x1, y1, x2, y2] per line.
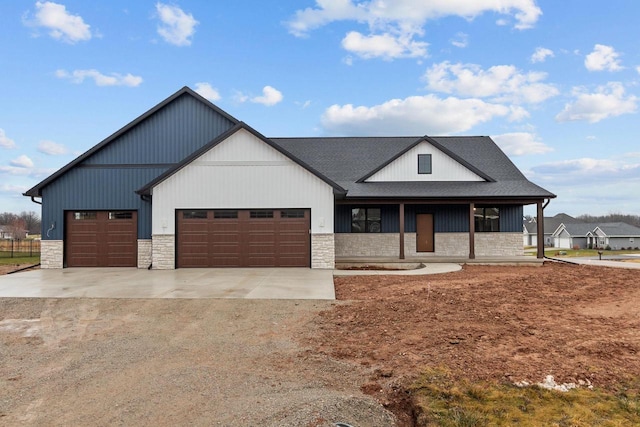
[177, 209, 310, 268]
[65, 211, 137, 267]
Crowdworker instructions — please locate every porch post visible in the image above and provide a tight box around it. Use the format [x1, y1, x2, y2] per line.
[536, 200, 544, 259]
[469, 203, 475, 259]
[399, 202, 405, 259]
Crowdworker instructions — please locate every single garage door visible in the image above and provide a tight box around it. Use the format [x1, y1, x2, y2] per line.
[177, 209, 310, 268]
[65, 211, 137, 267]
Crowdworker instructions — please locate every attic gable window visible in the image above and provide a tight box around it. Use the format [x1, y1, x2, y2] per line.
[418, 154, 432, 174]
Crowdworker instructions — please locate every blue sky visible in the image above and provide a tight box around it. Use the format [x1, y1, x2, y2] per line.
[1, 1, 639, 218]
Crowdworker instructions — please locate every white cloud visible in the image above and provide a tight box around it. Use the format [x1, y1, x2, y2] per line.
[530, 47, 554, 63]
[0, 129, 16, 149]
[55, 69, 143, 87]
[194, 82, 221, 101]
[37, 140, 67, 155]
[450, 32, 468, 48]
[10, 155, 34, 168]
[424, 61, 559, 104]
[26, 1, 92, 43]
[251, 86, 283, 106]
[555, 82, 637, 123]
[531, 157, 640, 185]
[341, 31, 427, 59]
[491, 132, 553, 156]
[155, 3, 198, 46]
[585, 44, 623, 72]
[321, 94, 512, 135]
[0, 184, 29, 194]
[287, 0, 540, 61]
[288, 0, 541, 36]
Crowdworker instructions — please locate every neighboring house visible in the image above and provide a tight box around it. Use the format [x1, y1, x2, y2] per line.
[552, 223, 596, 249]
[551, 222, 640, 249]
[591, 223, 640, 249]
[24, 87, 555, 269]
[523, 213, 577, 247]
[0, 226, 10, 239]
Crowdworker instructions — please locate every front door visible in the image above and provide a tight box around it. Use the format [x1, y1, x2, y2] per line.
[416, 214, 434, 252]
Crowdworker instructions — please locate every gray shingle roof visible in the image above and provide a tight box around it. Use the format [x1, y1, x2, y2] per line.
[595, 222, 640, 236]
[272, 136, 555, 200]
[562, 223, 598, 236]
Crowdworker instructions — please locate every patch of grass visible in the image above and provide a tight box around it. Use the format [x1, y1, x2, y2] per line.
[0, 255, 40, 266]
[411, 368, 640, 426]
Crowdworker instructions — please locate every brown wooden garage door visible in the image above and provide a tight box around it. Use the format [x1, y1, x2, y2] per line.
[177, 209, 310, 268]
[65, 211, 137, 267]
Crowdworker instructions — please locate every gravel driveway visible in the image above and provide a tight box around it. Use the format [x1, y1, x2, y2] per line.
[0, 298, 396, 426]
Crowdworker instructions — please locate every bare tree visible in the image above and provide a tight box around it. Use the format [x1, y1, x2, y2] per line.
[7, 217, 27, 240]
[19, 211, 41, 234]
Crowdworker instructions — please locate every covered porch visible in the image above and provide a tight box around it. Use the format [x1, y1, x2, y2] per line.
[334, 198, 549, 262]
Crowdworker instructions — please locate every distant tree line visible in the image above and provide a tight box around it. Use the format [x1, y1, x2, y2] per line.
[576, 213, 640, 227]
[0, 211, 41, 236]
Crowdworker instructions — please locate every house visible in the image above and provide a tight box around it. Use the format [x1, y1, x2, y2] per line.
[24, 87, 555, 269]
[551, 222, 640, 249]
[551, 223, 596, 249]
[523, 213, 578, 247]
[590, 223, 640, 249]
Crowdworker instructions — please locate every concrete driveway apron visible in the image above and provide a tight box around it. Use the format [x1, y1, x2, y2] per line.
[0, 268, 335, 300]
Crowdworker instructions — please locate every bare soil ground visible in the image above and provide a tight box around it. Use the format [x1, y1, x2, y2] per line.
[312, 262, 640, 424]
[1, 261, 639, 426]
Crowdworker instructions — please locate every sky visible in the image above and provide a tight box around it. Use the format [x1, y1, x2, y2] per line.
[1, 0, 639, 218]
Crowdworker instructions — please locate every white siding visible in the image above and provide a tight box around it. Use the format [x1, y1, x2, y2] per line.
[151, 128, 335, 235]
[366, 141, 485, 182]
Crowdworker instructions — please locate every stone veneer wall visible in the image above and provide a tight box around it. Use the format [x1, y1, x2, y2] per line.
[336, 232, 522, 258]
[152, 234, 175, 269]
[335, 233, 400, 257]
[311, 233, 335, 269]
[137, 239, 152, 269]
[404, 232, 468, 257]
[41, 240, 63, 269]
[475, 232, 523, 256]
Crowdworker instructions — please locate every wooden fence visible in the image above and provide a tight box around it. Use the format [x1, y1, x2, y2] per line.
[0, 239, 41, 257]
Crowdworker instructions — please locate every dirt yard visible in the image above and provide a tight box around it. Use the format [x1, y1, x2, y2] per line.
[1, 261, 639, 426]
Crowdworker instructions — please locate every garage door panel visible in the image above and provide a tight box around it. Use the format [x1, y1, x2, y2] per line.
[177, 209, 310, 268]
[66, 211, 137, 267]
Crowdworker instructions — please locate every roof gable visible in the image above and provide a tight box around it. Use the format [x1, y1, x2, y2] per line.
[360, 137, 489, 183]
[24, 87, 238, 197]
[137, 122, 345, 195]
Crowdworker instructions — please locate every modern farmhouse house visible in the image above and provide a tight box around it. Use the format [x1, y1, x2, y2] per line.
[25, 87, 555, 269]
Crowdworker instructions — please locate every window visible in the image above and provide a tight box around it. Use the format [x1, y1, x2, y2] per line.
[351, 208, 381, 233]
[474, 207, 500, 232]
[109, 211, 133, 220]
[183, 211, 207, 219]
[250, 210, 273, 218]
[418, 154, 432, 174]
[281, 210, 305, 218]
[214, 211, 238, 219]
[74, 212, 96, 220]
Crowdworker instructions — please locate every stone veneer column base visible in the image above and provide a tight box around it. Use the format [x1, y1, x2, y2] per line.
[311, 233, 335, 269]
[40, 240, 64, 269]
[137, 239, 152, 269]
[152, 234, 175, 270]
[475, 233, 523, 256]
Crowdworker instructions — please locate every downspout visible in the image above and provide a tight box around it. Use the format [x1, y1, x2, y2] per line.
[30, 196, 42, 205]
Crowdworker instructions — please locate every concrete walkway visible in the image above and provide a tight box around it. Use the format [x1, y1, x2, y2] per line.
[0, 268, 335, 300]
[333, 263, 461, 276]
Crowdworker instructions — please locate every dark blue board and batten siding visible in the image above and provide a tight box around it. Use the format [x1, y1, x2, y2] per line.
[335, 204, 523, 233]
[41, 94, 236, 241]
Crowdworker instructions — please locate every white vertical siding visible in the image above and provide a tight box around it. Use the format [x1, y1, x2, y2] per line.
[152, 129, 335, 234]
[366, 141, 484, 182]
